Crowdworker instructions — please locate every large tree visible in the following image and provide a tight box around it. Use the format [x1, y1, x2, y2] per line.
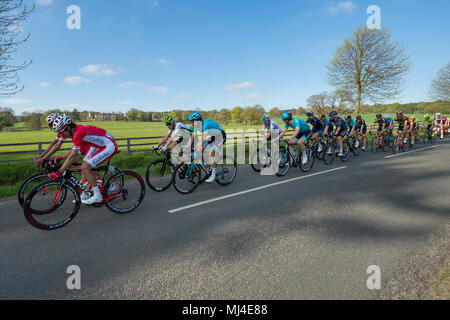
[326, 27, 411, 114]
[0, 0, 33, 96]
[429, 62, 450, 101]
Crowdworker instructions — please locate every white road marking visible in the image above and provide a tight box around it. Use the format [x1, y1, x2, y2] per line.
[384, 146, 437, 159]
[169, 166, 347, 213]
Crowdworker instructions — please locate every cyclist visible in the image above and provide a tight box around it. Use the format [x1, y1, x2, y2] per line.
[355, 116, 367, 151]
[423, 114, 434, 141]
[345, 115, 358, 147]
[394, 112, 408, 149]
[434, 113, 444, 139]
[278, 112, 312, 166]
[383, 114, 394, 142]
[321, 114, 335, 154]
[306, 112, 324, 152]
[406, 115, 418, 145]
[153, 115, 193, 152]
[188, 112, 226, 183]
[374, 114, 385, 143]
[49, 115, 119, 205]
[34, 113, 66, 166]
[328, 111, 348, 157]
[261, 115, 282, 153]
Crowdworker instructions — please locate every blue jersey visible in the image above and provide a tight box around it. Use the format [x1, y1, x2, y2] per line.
[307, 117, 324, 131]
[384, 118, 393, 127]
[285, 118, 312, 133]
[323, 118, 334, 129]
[194, 119, 223, 133]
[346, 119, 357, 129]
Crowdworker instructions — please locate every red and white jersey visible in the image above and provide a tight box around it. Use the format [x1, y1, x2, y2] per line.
[71, 125, 116, 151]
[56, 133, 66, 142]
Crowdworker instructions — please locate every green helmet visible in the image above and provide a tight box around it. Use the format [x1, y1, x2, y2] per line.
[164, 115, 175, 125]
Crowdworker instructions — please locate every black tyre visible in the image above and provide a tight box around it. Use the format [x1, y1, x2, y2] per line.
[250, 149, 271, 173]
[299, 148, 315, 172]
[316, 141, 326, 160]
[323, 143, 335, 165]
[340, 142, 350, 162]
[18, 173, 49, 208]
[216, 156, 237, 186]
[173, 163, 201, 194]
[275, 151, 290, 177]
[145, 159, 174, 192]
[103, 171, 146, 214]
[371, 137, 380, 153]
[23, 181, 80, 231]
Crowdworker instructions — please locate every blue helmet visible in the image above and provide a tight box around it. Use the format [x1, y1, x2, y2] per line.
[281, 112, 292, 121]
[384, 114, 390, 119]
[262, 115, 270, 122]
[189, 112, 202, 121]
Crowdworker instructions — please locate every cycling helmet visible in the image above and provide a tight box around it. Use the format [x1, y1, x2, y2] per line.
[189, 112, 202, 121]
[262, 115, 270, 122]
[320, 114, 326, 119]
[376, 114, 382, 119]
[436, 112, 441, 117]
[46, 113, 60, 125]
[281, 112, 293, 121]
[164, 115, 175, 125]
[329, 111, 338, 117]
[397, 112, 403, 117]
[356, 115, 362, 120]
[384, 114, 390, 119]
[345, 115, 352, 121]
[424, 114, 430, 118]
[306, 112, 314, 117]
[52, 114, 73, 133]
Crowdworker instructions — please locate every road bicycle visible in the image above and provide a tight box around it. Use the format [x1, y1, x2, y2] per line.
[307, 134, 326, 160]
[421, 126, 437, 144]
[276, 139, 315, 177]
[18, 159, 120, 209]
[23, 158, 145, 231]
[323, 136, 350, 165]
[370, 132, 393, 153]
[392, 132, 409, 154]
[250, 140, 272, 173]
[172, 150, 237, 194]
[145, 148, 178, 192]
[343, 133, 361, 156]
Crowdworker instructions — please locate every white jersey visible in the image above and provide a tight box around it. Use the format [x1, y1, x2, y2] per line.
[168, 123, 193, 137]
[262, 120, 282, 134]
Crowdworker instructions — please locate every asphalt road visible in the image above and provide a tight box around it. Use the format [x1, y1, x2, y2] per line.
[1, 139, 449, 300]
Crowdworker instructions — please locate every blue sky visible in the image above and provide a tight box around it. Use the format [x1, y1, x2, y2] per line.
[3, 0, 450, 114]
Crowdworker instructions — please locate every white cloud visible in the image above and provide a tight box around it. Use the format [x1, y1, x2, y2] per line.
[326, 1, 358, 15]
[36, 0, 53, 5]
[2, 98, 31, 105]
[64, 76, 91, 85]
[224, 81, 255, 92]
[38, 82, 51, 87]
[80, 64, 118, 76]
[155, 58, 172, 65]
[120, 81, 138, 88]
[146, 86, 168, 95]
[245, 93, 264, 101]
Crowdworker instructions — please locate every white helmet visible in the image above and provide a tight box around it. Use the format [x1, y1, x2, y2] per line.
[52, 114, 73, 133]
[436, 112, 441, 117]
[46, 113, 60, 125]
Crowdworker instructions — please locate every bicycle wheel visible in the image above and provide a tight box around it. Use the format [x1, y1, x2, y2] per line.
[18, 173, 49, 208]
[275, 151, 290, 177]
[371, 137, 380, 153]
[340, 142, 350, 162]
[173, 162, 201, 194]
[103, 170, 146, 214]
[324, 143, 335, 165]
[299, 148, 315, 172]
[316, 141, 326, 160]
[250, 149, 271, 173]
[23, 181, 80, 231]
[216, 156, 237, 186]
[145, 159, 174, 192]
[352, 138, 360, 155]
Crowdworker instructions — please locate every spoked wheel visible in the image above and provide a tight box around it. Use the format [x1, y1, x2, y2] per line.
[273, 151, 289, 177]
[146, 159, 174, 192]
[371, 137, 380, 153]
[103, 171, 145, 214]
[315, 141, 326, 160]
[299, 148, 315, 172]
[23, 181, 80, 231]
[392, 139, 400, 154]
[173, 163, 201, 194]
[18, 173, 49, 208]
[324, 143, 335, 165]
[250, 149, 271, 173]
[216, 156, 237, 186]
[351, 138, 361, 155]
[340, 142, 350, 162]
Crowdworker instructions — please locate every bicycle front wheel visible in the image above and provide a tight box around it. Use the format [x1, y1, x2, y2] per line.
[216, 156, 237, 186]
[103, 171, 146, 214]
[173, 163, 201, 194]
[299, 148, 315, 172]
[23, 181, 80, 231]
[146, 159, 174, 192]
[323, 143, 335, 165]
[18, 173, 49, 208]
